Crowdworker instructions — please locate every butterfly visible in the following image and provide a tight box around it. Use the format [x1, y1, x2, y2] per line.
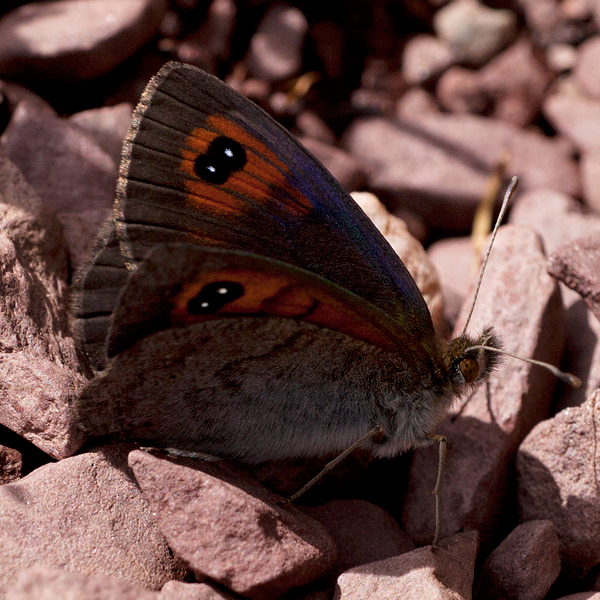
[71, 61, 499, 465]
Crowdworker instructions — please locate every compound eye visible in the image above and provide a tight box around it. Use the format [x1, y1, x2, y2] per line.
[460, 357, 480, 383]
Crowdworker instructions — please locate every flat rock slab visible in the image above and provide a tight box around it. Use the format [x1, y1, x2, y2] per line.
[0, 0, 167, 83]
[402, 225, 565, 548]
[342, 113, 579, 234]
[0, 444, 186, 597]
[334, 531, 478, 600]
[517, 389, 600, 583]
[128, 450, 337, 600]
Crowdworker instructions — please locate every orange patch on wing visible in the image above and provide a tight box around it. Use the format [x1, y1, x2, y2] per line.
[179, 115, 312, 217]
[169, 267, 401, 353]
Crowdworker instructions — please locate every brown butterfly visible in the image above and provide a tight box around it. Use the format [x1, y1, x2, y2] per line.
[71, 62, 499, 468]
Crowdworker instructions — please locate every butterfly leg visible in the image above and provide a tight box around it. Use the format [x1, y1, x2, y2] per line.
[282, 426, 385, 505]
[427, 433, 447, 550]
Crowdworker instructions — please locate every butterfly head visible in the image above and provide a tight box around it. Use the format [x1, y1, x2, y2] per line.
[444, 326, 502, 391]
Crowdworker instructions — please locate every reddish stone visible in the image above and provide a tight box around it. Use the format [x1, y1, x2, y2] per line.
[343, 113, 579, 234]
[0, 445, 186, 596]
[475, 520, 561, 599]
[517, 390, 600, 582]
[129, 450, 336, 600]
[0, 0, 168, 83]
[334, 531, 478, 600]
[548, 233, 600, 323]
[301, 499, 414, 578]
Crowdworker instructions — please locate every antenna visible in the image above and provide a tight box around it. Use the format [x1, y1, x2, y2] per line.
[461, 176, 517, 337]
[460, 175, 581, 389]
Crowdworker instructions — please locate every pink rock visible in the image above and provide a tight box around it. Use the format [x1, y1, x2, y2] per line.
[517, 390, 600, 582]
[0, 0, 167, 83]
[0, 98, 117, 215]
[0, 154, 88, 458]
[69, 103, 134, 167]
[247, 5, 308, 81]
[0, 96, 117, 266]
[301, 499, 415, 578]
[352, 191, 443, 332]
[342, 113, 579, 234]
[437, 37, 552, 127]
[475, 520, 561, 599]
[548, 233, 600, 323]
[581, 149, 600, 213]
[0, 444, 22, 483]
[0, 445, 186, 596]
[544, 91, 600, 153]
[299, 137, 366, 192]
[128, 450, 336, 600]
[402, 226, 565, 547]
[510, 189, 600, 409]
[401, 34, 454, 85]
[160, 580, 237, 599]
[6, 566, 160, 600]
[510, 189, 600, 255]
[574, 36, 600, 100]
[334, 531, 478, 600]
[556, 595, 600, 600]
[427, 236, 474, 329]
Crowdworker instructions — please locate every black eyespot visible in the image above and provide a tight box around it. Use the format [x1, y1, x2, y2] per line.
[187, 281, 244, 315]
[194, 136, 246, 184]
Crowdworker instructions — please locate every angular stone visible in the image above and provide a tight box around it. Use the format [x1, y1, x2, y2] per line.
[433, 0, 517, 66]
[351, 191, 443, 332]
[475, 520, 561, 599]
[0, 0, 168, 83]
[517, 390, 600, 582]
[0, 154, 88, 458]
[548, 233, 600, 323]
[581, 148, 600, 213]
[301, 499, 414, 578]
[128, 451, 336, 600]
[342, 113, 579, 234]
[402, 226, 565, 547]
[247, 5, 308, 81]
[0, 445, 186, 597]
[510, 189, 600, 409]
[334, 531, 478, 600]
[6, 566, 160, 600]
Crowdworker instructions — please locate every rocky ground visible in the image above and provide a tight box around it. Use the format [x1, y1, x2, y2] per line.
[1, 0, 600, 599]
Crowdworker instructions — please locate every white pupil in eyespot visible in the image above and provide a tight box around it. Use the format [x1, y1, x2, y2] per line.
[200, 301, 209, 308]
[225, 148, 233, 157]
[207, 165, 216, 172]
[217, 287, 228, 294]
